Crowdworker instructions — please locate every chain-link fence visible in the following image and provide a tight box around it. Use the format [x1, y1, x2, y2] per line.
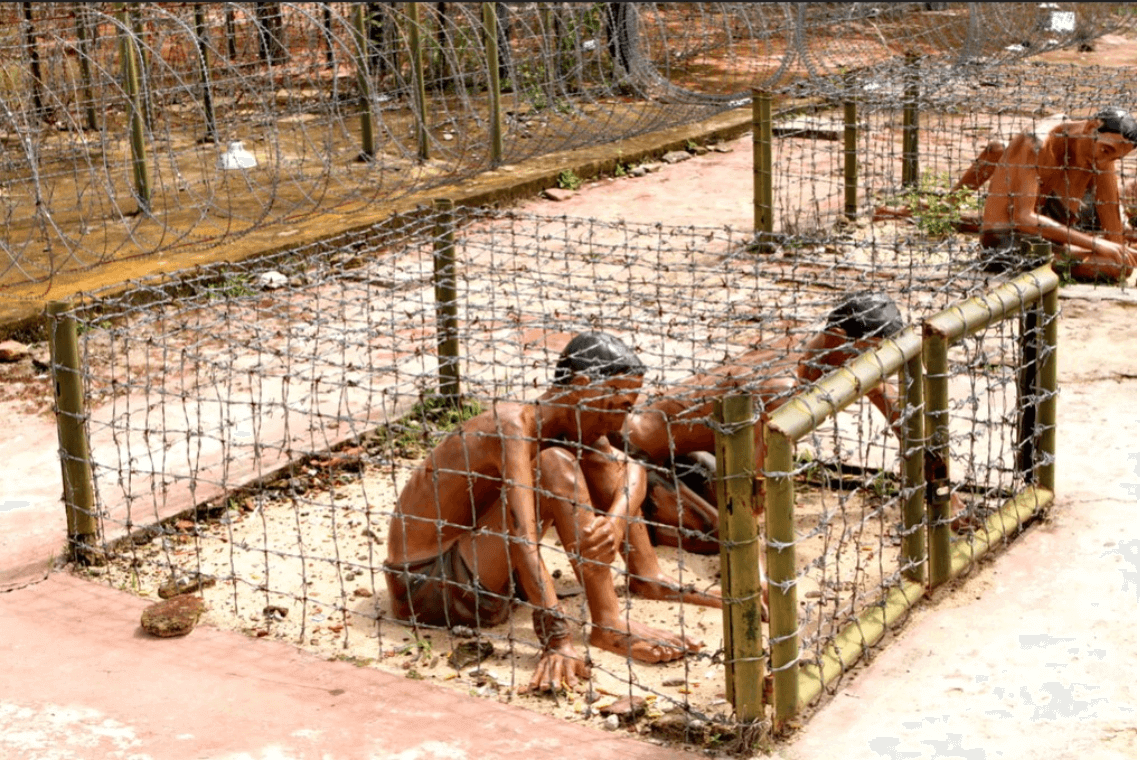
[46, 204, 1060, 745]
[0, 2, 1130, 290]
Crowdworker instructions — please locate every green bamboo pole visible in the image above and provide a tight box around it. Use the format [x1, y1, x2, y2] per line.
[922, 327, 951, 589]
[407, 3, 430, 161]
[752, 89, 773, 251]
[353, 3, 376, 160]
[1038, 273, 1058, 493]
[843, 100, 857, 221]
[194, 4, 218, 144]
[74, 4, 98, 132]
[118, 7, 151, 212]
[713, 394, 764, 723]
[433, 198, 461, 401]
[901, 351, 926, 584]
[47, 301, 98, 561]
[901, 53, 919, 188]
[764, 421, 798, 728]
[482, 3, 504, 166]
[128, 7, 153, 132]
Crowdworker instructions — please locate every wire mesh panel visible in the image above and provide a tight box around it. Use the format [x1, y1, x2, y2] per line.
[52, 206, 1033, 742]
[0, 3, 1130, 290]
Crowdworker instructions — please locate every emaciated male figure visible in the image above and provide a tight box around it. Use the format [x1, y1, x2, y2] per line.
[951, 108, 1136, 280]
[385, 332, 718, 694]
[621, 294, 907, 554]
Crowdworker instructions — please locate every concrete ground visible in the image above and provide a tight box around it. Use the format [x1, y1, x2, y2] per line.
[2, 35, 1137, 759]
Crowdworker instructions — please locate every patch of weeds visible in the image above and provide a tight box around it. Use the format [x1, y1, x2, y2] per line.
[206, 272, 257, 300]
[888, 170, 981, 239]
[557, 169, 583, 191]
[370, 395, 483, 459]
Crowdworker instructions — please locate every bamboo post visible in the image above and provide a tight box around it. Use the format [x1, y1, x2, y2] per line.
[843, 100, 858, 221]
[752, 89, 773, 251]
[47, 301, 99, 561]
[128, 7, 154, 132]
[74, 4, 99, 132]
[764, 421, 799, 728]
[901, 53, 920, 188]
[119, 8, 151, 212]
[224, 6, 237, 60]
[352, 3, 376, 160]
[922, 327, 951, 588]
[713, 395, 765, 723]
[433, 199, 461, 401]
[483, 3, 504, 167]
[1037, 271, 1058, 493]
[901, 352, 926, 584]
[1016, 303, 1040, 485]
[193, 4, 218, 144]
[407, 3, 430, 161]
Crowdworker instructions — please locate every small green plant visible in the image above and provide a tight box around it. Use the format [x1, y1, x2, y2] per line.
[371, 395, 483, 459]
[888, 170, 981, 239]
[207, 272, 257, 300]
[685, 138, 699, 152]
[557, 169, 583, 191]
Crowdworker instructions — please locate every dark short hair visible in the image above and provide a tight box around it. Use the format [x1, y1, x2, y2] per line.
[1093, 108, 1137, 145]
[553, 331, 645, 386]
[826, 294, 904, 340]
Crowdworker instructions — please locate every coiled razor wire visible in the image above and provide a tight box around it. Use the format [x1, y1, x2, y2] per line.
[0, 2, 1131, 289]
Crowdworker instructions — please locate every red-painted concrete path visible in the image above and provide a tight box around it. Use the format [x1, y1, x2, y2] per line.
[3, 127, 1137, 758]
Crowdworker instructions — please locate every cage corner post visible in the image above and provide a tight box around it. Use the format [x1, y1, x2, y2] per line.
[714, 394, 765, 725]
[921, 320, 952, 589]
[762, 416, 799, 729]
[46, 300, 99, 564]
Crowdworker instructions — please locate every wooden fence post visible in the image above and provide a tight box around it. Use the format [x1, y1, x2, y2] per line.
[1037, 261, 1058, 493]
[714, 395, 765, 724]
[353, 3, 376, 160]
[843, 100, 858, 221]
[483, 3, 504, 166]
[901, 352, 926, 584]
[433, 199, 461, 401]
[407, 3, 430, 161]
[764, 419, 799, 728]
[75, 4, 99, 132]
[752, 89, 773, 251]
[47, 301, 99, 562]
[193, 4, 218, 144]
[118, 7, 151, 212]
[922, 326, 951, 588]
[901, 53, 920, 188]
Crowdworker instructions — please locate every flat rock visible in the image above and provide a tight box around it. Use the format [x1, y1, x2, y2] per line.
[0, 340, 29, 363]
[543, 187, 575, 202]
[598, 695, 647, 723]
[661, 151, 691, 164]
[140, 595, 205, 638]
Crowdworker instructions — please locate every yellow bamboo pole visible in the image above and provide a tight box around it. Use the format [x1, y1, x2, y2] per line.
[713, 395, 765, 722]
[922, 327, 951, 588]
[901, 351, 926, 584]
[763, 421, 798, 728]
[901, 53, 919, 188]
[843, 100, 857, 221]
[47, 301, 98, 561]
[118, 6, 151, 212]
[1038, 279, 1058, 493]
[752, 89, 773, 251]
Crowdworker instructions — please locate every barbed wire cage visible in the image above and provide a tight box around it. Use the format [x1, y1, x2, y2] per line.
[0, 2, 1132, 290]
[29, 0, 1136, 751]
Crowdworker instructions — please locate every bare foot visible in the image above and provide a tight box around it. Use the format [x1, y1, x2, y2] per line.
[589, 619, 702, 663]
[629, 574, 722, 609]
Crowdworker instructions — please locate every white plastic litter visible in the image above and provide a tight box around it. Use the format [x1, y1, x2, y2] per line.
[219, 140, 257, 170]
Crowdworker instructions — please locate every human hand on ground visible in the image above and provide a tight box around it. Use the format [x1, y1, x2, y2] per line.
[579, 514, 622, 565]
[527, 640, 589, 693]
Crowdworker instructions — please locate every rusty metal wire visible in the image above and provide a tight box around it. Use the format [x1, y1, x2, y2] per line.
[55, 205, 1046, 738]
[0, 3, 1131, 290]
